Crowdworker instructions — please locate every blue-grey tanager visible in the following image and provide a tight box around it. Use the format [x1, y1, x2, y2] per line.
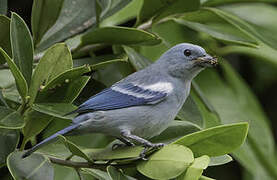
[22, 43, 217, 158]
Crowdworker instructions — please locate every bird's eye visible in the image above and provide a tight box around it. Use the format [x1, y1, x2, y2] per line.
[184, 49, 191, 57]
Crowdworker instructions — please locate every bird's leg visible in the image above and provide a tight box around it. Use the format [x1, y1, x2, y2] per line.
[121, 131, 165, 159]
[112, 137, 135, 150]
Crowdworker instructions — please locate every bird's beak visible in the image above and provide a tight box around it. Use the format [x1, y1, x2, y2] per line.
[194, 55, 218, 67]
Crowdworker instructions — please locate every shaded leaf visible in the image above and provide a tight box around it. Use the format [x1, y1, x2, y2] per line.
[82, 168, 110, 180]
[137, 144, 194, 179]
[0, 0, 7, 15]
[53, 164, 80, 180]
[150, 120, 201, 143]
[173, 122, 248, 157]
[80, 26, 161, 48]
[36, 76, 90, 103]
[31, 0, 64, 45]
[0, 129, 19, 165]
[123, 46, 151, 70]
[28, 43, 72, 105]
[0, 48, 28, 101]
[22, 111, 53, 147]
[10, 12, 34, 86]
[36, 0, 98, 52]
[0, 106, 24, 129]
[0, 69, 15, 88]
[107, 166, 136, 180]
[0, 15, 11, 64]
[58, 135, 93, 162]
[209, 154, 233, 166]
[7, 151, 54, 180]
[87, 146, 144, 160]
[0, 89, 9, 107]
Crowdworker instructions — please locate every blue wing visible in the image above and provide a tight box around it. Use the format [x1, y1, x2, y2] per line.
[67, 83, 168, 114]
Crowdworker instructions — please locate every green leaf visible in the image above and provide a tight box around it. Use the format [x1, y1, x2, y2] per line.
[58, 135, 93, 162]
[36, 76, 90, 103]
[0, 15, 11, 65]
[22, 110, 53, 147]
[0, 129, 19, 166]
[0, 48, 28, 101]
[0, 0, 7, 15]
[28, 43, 72, 105]
[137, 144, 194, 179]
[80, 26, 161, 48]
[138, 0, 200, 24]
[32, 103, 77, 119]
[173, 122, 249, 157]
[53, 164, 80, 180]
[177, 96, 204, 128]
[0, 105, 24, 129]
[87, 146, 144, 160]
[7, 151, 54, 180]
[107, 166, 135, 180]
[0, 89, 9, 107]
[36, 0, 98, 52]
[10, 12, 34, 86]
[150, 120, 201, 143]
[199, 176, 215, 180]
[101, 0, 142, 27]
[195, 61, 277, 178]
[181, 155, 210, 180]
[201, 0, 277, 6]
[209, 154, 233, 166]
[123, 46, 151, 70]
[40, 65, 91, 92]
[31, 0, 64, 45]
[82, 168, 110, 180]
[174, 9, 258, 47]
[0, 70, 15, 88]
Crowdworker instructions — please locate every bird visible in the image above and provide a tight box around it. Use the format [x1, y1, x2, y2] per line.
[22, 43, 217, 158]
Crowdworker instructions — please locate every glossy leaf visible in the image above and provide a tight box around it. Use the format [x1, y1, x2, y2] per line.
[31, 0, 64, 45]
[0, 15, 11, 64]
[0, 105, 24, 129]
[137, 144, 194, 179]
[32, 103, 77, 119]
[0, 129, 19, 165]
[28, 43, 72, 105]
[201, 0, 277, 6]
[209, 155, 233, 166]
[53, 164, 80, 180]
[0, 48, 28, 101]
[10, 12, 34, 86]
[181, 155, 210, 180]
[7, 151, 54, 180]
[173, 123, 248, 157]
[80, 26, 161, 48]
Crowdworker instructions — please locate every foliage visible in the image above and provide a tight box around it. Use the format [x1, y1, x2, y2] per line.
[0, 0, 276, 179]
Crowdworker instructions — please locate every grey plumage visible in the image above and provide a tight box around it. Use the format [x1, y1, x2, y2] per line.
[22, 43, 217, 158]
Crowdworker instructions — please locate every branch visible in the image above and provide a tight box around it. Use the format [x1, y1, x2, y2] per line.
[49, 157, 137, 170]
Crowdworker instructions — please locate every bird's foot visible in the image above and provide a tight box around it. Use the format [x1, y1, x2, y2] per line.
[139, 143, 165, 160]
[112, 142, 135, 150]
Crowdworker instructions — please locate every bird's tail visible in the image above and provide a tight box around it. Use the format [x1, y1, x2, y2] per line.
[22, 123, 80, 158]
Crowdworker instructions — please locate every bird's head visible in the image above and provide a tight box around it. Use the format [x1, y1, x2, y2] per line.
[158, 43, 217, 79]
